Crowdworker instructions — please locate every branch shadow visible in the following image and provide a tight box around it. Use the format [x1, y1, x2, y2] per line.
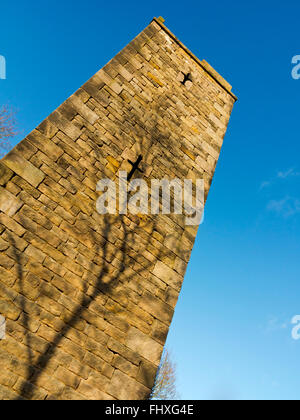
[5, 85, 191, 400]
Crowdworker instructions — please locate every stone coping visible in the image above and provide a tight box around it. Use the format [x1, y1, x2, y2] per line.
[151, 17, 238, 101]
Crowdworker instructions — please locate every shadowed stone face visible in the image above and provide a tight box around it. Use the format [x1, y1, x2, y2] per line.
[0, 18, 236, 400]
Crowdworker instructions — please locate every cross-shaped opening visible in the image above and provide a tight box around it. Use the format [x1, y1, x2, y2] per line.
[181, 72, 192, 86]
[127, 155, 143, 181]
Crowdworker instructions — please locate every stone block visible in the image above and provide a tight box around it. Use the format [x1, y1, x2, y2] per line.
[2, 151, 45, 187]
[107, 370, 150, 400]
[0, 162, 13, 186]
[0, 186, 23, 216]
[152, 260, 182, 291]
[125, 327, 163, 365]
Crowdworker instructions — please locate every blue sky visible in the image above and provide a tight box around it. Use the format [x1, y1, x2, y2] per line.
[1, 0, 300, 400]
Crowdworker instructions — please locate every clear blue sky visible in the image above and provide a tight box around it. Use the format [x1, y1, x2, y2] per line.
[1, 0, 300, 400]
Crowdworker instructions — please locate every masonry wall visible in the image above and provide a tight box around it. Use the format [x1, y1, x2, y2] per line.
[0, 18, 236, 400]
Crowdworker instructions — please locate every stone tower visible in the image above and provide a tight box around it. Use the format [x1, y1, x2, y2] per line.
[0, 17, 236, 400]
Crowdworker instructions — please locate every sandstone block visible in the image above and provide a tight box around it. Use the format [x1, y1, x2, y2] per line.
[54, 366, 81, 389]
[2, 151, 45, 187]
[125, 327, 163, 365]
[77, 381, 114, 400]
[0, 162, 13, 186]
[152, 260, 182, 291]
[107, 370, 150, 400]
[27, 130, 64, 161]
[0, 187, 23, 216]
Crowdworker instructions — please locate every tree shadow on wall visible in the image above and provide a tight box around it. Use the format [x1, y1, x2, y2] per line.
[9, 97, 188, 400]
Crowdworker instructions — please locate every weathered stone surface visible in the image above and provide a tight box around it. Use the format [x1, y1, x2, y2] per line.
[67, 95, 99, 125]
[0, 162, 13, 186]
[137, 360, 157, 389]
[107, 370, 150, 400]
[0, 17, 236, 400]
[0, 187, 23, 216]
[77, 381, 114, 400]
[152, 260, 182, 291]
[27, 131, 64, 161]
[126, 327, 163, 365]
[140, 291, 174, 324]
[2, 151, 45, 187]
